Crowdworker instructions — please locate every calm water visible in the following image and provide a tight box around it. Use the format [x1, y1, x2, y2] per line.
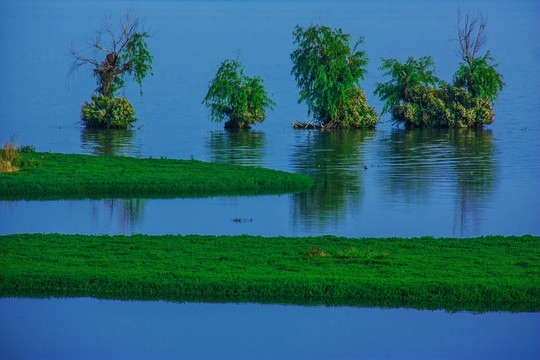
[1, 297, 539, 360]
[1, 0, 539, 358]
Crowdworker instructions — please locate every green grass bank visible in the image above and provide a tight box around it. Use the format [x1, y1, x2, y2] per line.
[0, 151, 313, 200]
[1, 233, 538, 312]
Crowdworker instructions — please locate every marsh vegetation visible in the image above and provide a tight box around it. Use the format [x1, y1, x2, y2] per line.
[1, 233, 538, 312]
[0, 151, 313, 200]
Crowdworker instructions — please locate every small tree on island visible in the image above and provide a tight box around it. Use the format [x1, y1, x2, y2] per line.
[374, 10, 503, 128]
[70, 11, 153, 129]
[290, 24, 377, 128]
[203, 59, 276, 129]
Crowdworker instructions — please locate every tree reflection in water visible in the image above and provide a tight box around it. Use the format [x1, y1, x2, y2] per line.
[290, 129, 375, 230]
[90, 198, 147, 234]
[82, 128, 146, 231]
[450, 129, 497, 236]
[81, 128, 141, 157]
[377, 128, 497, 236]
[206, 129, 266, 166]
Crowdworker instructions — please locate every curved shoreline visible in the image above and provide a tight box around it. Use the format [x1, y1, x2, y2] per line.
[0, 152, 313, 200]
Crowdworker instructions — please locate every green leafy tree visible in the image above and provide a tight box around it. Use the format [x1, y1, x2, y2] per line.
[290, 24, 377, 128]
[203, 59, 276, 129]
[70, 11, 153, 128]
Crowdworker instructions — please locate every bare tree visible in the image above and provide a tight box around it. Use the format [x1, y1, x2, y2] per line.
[69, 11, 153, 99]
[457, 8, 487, 66]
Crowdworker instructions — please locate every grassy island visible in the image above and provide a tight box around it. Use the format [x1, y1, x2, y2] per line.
[1, 233, 538, 312]
[0, 151, 313, 200]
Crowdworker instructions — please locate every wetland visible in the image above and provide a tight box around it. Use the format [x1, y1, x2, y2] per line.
[1, 0, 539, 358]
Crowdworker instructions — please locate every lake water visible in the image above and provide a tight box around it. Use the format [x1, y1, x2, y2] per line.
[1, 0, 539, 358]
[1, 297, 539, 360]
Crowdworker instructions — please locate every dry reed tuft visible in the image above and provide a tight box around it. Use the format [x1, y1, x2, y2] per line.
[307, 246, 330, 257]
[0, 139, 20, 173]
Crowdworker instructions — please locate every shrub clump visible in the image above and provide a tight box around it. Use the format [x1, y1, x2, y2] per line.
[390, 83, 495, 127]
[330, 87, 378, 128]
[81, 94, 137, 129]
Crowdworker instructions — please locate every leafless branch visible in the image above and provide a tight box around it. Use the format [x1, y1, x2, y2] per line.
[117, 11, 140, 55]
[457, 8, 488, 65]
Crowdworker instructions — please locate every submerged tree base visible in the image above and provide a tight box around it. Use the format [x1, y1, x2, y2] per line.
[1, 233, 538, 312]
[299, 87, 378, 129]
[81, 94, 137, 129]
[224, 119, 254, 129]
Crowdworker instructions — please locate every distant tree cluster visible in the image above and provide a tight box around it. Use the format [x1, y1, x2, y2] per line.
[71, 10, 503, 130]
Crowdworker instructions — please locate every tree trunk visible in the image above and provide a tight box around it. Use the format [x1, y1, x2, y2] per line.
[100, 52, 118, 99]
[101, 70, 115, 98]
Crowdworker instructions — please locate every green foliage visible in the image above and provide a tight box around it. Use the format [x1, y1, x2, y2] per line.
[19, 145, 36, 154]
[1, 234, 538, 312]
[390, 83, 495, 127]
[81, 94, 137, 129]
[453, 51, 505, 103]
[375, 56, 440, 115]
[203, 59, 276, 129]
[0, 151, 313, 200]
[375, 57, 495, 127]
[122, 32, 153, 97]
[291, 24, 377, 127]
[337, 247, 389, 260]
[326, 87, 378, 128]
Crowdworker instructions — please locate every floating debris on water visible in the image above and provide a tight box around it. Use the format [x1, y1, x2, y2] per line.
[232, 218, 254, 223]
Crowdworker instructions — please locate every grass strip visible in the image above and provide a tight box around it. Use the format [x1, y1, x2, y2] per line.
[0, 151, 313, 200]
[1, 233, 538, 312]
